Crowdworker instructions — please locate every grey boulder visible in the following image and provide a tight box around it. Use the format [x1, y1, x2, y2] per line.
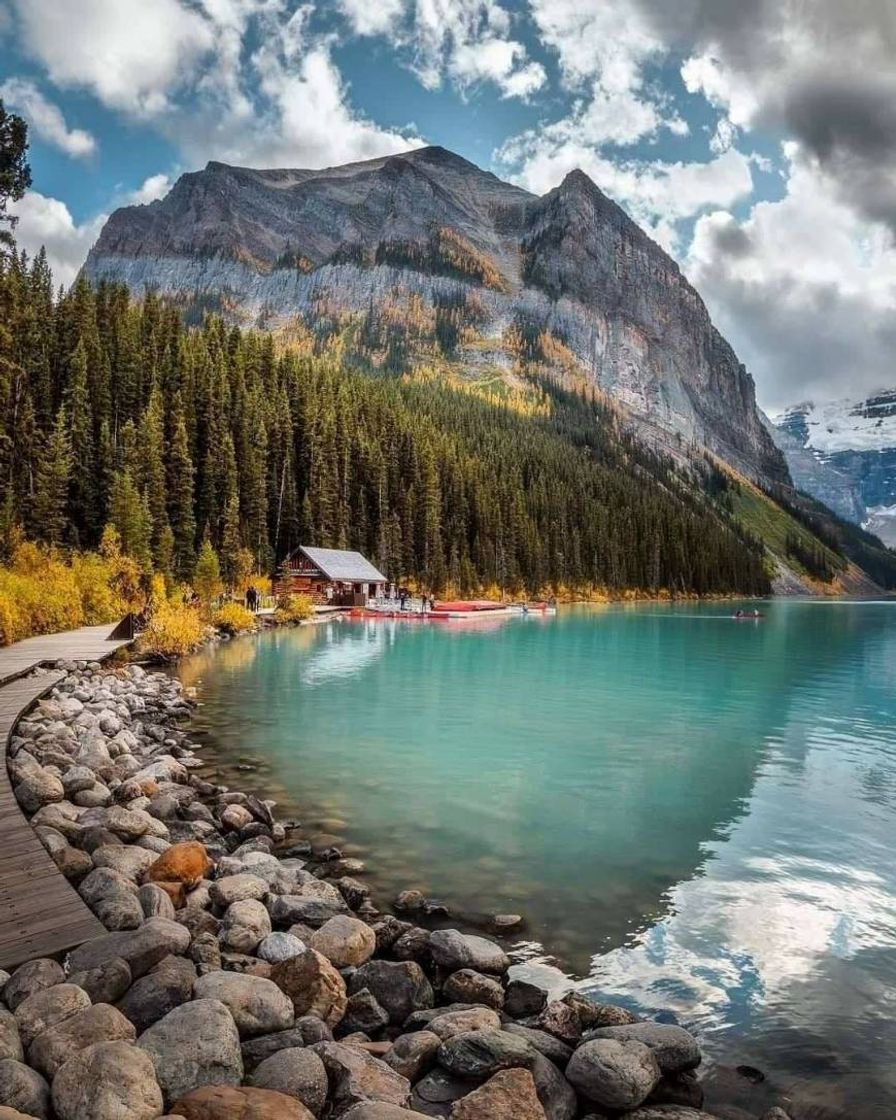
[137, 998, 243, 1106]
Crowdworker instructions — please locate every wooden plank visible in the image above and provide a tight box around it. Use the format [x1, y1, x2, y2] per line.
[0, 623, 133, 970]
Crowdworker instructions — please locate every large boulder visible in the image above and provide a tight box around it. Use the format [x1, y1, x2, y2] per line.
[3, 962, 64, 1013]
[0, 1059, 49, 1119]
[584, 1023, 701, 1074]
[193, 973, 294, 1039]
[426, 1007, 501, 1042]
[168, 1084, 315, 1119]
[51, 1040, 164, 1120]
[14, 770, 64, 814]
[14, 985, 91, 1050]
[529, 1053, 576, 1120]
[383, 1030, 440, 1082]
[270, 951, 347, 1028]
[209, 874, 269, 910]
[310, 1041, 411, 1115]
[309, 916, 375, 969]
[145, 842, 211, 887]
[67, 917, 190, 979]
[437, 1030, 535, 1081]
[248, 1047, 328, 1115]
[221, 900, 272, 955]
[347, 961, 433, 1026]
[78, 868, 144, 931]
[91, 845, 157, 881]
[428, 931, 509, 975]
[116, 955, 197, 1033]
[442, 971, 503, 1011]
[257, 933, 306, 965]
[565, 1038, 661, 1110]
[66, 959, 131, 1006]
[27, 1003, 135, 1079]
[450, 1068, 547, 1119]
[137, 998, 243, 1107]
[0, 1014, 22, 1063]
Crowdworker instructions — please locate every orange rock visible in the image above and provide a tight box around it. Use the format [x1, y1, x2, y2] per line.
[145, 841, 211, 887]
[138, 778, 159, 797]
[169, 1084, 314, 1119]
[450, 1069, 547, 1119]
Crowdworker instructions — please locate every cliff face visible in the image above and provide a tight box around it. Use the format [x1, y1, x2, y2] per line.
[84, 145, 787, 485]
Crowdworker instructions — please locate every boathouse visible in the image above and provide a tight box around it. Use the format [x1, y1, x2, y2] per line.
[274, 545, 387, 606]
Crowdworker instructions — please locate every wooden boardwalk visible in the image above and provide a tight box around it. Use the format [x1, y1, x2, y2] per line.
[0, 623, 133, 969]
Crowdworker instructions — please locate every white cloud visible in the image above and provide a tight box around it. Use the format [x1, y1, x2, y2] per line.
[11, 0, 215, 116]
[338, 0, 545, 101]
[9, 192, 106, 287]
[686, 144, 896, 411]
[0, 77, 96, 158]
[127, 173, 173, 205]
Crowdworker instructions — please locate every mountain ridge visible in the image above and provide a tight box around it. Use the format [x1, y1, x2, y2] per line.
[84, 145, 787, 489]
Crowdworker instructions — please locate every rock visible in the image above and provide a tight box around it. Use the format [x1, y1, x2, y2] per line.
[249, 1048, 328, 1114]
[3, 962, 64, 1012]
[103, 806, 151, 840]
[411, 1068, 469, 1117]
[626, 1110, 721, 1120]
[426, 1008, 502, 1041]
[0, 1059, 49, 1119]
[51, 1040, 163, 1120]
[257, 933, 306, 965]
[61, 767, 95, 796]
[442, 971, 503, 1011]
[168, 1084, 315, 1119]
[67, 959, 131, 1005]
[270, 951, 347, 1028]
[117, 955, 197, 1033]
[648, 1069, 704, 1108]
[0, 1014, 22, 1063]
[51, 844, 93, 880]
[15, 770, 64, 814]
[241, 1019, 332, 1072]
[14, 985, 91, 1050]
[91, 845, 157, 881]
[347, 961, 433, 1026]
[310, 916, 375, 969]
[450, 1069, 546, 1119]
[268, 894, 348, 930]
[79, 867, 144, 930]
[393, 890, 425, 912]
[222, 899, 272, 954]
[222, 953, 272, 979]
[193, 973, 294, 1038]
[504, 1025, 572, 1067]
[221, 804, 254, 832]
[310, 1041, 411, 1114]
[210, 875, 269, 910]
[492, 914, 522, 931]
[562, 993, 637, 1029]
[371, 918, 412, 954]
[67, 917, 190, 979]
[190, 931, 223, 974]
[340, 990, 389, 1037]
[437, 1030, 535, 1081]
[137, 998, 243, 1106]
[138, 883, 176, 920]
[584, 1024, 701, 1074]
[565, 1038, 661, 1110]
[532, 1002, 581, 1046]
[340, 1106, 422, 1120]
[145, 842, 211, 887]
[384, 1030, 440, 1082]
[504, 980, 547, 1019]
[428, 931, 508, 975]
[529, 1053, 576, 1120]
[335, 878, 370, 910]
[27, 1003, 136, 1079]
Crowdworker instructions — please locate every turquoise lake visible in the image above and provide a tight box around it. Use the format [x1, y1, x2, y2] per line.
[177, 602, 896, 1118]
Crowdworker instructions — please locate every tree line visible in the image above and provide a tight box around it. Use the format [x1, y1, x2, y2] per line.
[0, 245, 773, 596]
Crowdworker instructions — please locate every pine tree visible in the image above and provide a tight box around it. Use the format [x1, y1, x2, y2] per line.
[193, 537, 223, 606]
[107, 469, 151, 571]
[166, 397, 196, 582]
[32, 407, 71, 544]
[65, 338, 98, 545]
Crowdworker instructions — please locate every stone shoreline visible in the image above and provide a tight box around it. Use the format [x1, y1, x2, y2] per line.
[0, 657, 794, 1120]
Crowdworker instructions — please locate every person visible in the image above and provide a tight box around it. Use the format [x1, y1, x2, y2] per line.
[734, 608, 743, 619]
[246, 586, 258, 612]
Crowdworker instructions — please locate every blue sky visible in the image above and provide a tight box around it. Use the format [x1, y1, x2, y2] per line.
[1, 0, 895, 409]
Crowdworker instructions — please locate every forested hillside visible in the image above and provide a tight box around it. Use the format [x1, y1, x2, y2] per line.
[0, 250, 772, 597]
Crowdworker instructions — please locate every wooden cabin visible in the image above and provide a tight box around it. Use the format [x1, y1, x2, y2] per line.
[274, 545, 387, 607]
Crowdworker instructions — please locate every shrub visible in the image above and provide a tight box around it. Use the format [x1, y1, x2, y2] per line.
[137, 598, 206, 660]
[213, 602, 258, 635]
[274, 592, 314, 624]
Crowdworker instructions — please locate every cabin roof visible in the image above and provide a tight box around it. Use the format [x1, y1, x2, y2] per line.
[294, 545, 387, 583]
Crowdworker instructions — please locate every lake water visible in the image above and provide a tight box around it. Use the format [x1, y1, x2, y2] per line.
[177, 602, 896, 1118]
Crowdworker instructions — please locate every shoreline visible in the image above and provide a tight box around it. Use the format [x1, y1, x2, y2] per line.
[1, 644, 797, 1119]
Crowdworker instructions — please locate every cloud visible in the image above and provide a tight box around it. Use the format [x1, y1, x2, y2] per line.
[9, 192, 106, 287]
[11, 0, 215, 116]
[127, 173, 173, 205]
[338, 0, 546, 100]
[0, 77, 96, 158]
[686, 145, 896, 411]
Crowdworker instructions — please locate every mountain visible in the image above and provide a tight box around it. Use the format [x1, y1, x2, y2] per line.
[772, 393, 896, 546]
[84, 145, 786, 488]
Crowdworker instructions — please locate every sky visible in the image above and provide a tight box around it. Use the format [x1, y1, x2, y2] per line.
[1, 0, 895, 413]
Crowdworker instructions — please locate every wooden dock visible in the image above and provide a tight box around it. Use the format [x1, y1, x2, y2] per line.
[0, 623, 132, 970]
